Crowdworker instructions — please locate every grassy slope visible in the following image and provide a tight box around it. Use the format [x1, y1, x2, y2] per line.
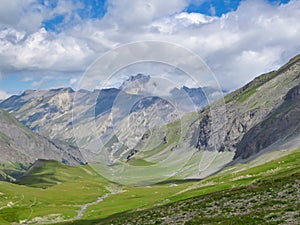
[0, 147, 299, 224]
[0, 160, 198, 224]
[0, 161, 111, 224]
[0, 161, 26, 182]
[67, 147, 300, 224]
[95, 171, 300, 225]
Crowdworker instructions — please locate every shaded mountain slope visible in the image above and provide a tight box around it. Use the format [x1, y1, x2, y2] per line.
[236, 83, 300, 159]
[0, 108, 84, 180]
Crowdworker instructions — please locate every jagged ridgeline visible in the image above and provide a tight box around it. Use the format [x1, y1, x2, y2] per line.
[1, 54, 300, 183]
[0, 74, 223, 183]
[0, 77, 217, 146]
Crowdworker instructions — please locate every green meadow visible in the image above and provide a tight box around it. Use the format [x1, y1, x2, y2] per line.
[0, 147, 299, 224]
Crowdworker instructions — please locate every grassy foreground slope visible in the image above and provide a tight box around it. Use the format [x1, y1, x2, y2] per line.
[0, 147, 299, 224]
[94, 169, 300, 225]
[0, 160, 200, 224]
[60, 147, 300, 225]
[0, 160, 111, 224]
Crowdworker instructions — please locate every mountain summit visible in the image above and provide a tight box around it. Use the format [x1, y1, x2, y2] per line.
[120, 74, 151, 95]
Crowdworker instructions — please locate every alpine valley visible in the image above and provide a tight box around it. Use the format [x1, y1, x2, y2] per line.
[0, 54, 299, 224]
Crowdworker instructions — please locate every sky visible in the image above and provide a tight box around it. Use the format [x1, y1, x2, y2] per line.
[0, 0, 299, 99]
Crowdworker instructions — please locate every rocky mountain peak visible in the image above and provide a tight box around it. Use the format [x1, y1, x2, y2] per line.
[126, 73, 150, 83]
[22, 89, 36, 96]
[120, 74, 151, 94]
[49, 87, 75, 93]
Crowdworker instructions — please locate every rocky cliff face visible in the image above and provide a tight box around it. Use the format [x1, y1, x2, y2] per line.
[236, 83, 300, 159]
[193, 54, 300, 159]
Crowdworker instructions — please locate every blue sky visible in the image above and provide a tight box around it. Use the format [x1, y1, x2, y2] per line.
[187, 0, 290, 16]
[0, 75, 30, 94]
[0, 74, 73, 94]
[42, 0, 108, 32]
[41, 0, 290, 31]
[0, 0, 299, 99]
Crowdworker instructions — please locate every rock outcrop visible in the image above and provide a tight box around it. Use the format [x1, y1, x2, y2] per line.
[193, 54, 300, 159]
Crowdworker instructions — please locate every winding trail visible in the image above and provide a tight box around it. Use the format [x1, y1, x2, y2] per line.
[23, 185, 124, 224]
[76, 193, 110, 219]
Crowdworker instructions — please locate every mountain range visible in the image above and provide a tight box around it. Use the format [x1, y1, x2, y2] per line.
[1, 55, 300, 182]
[0, 75, 218, 147]
[0, 54, 299, 224]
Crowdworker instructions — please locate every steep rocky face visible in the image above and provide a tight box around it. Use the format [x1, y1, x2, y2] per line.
[193, 54, 300, 159]
[0, 108, 84, 169]
[235, 84, 300, 159]
[128, 54, 300, 181]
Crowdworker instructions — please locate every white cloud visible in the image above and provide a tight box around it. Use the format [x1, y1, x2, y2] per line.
[21, 76, 33, 82]
[0, 27, 95, 73]
[0, 0, 44, 32]
[0, 0, 300, 91]
[0, 89, 12, 100]
[105, 0, 189, 27]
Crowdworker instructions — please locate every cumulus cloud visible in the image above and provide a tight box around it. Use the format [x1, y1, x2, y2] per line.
[0, 28, 94, 73]
[0, 0, 300, 91]
[105, 0, 189, 28]
[0, 0, 45, 32]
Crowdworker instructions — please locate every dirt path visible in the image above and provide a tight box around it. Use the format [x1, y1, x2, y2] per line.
[76, 193, 110, 219]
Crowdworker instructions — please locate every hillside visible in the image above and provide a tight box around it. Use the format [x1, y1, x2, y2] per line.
[0, 108, 84, 181]
[236, 83, 300, 159]
[194, 54, 300, 157]
[55, 147, 300, 225]
[107, 54, 300, 183]
[94, 164, 300, 224]
[0, 146, 298, 224]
